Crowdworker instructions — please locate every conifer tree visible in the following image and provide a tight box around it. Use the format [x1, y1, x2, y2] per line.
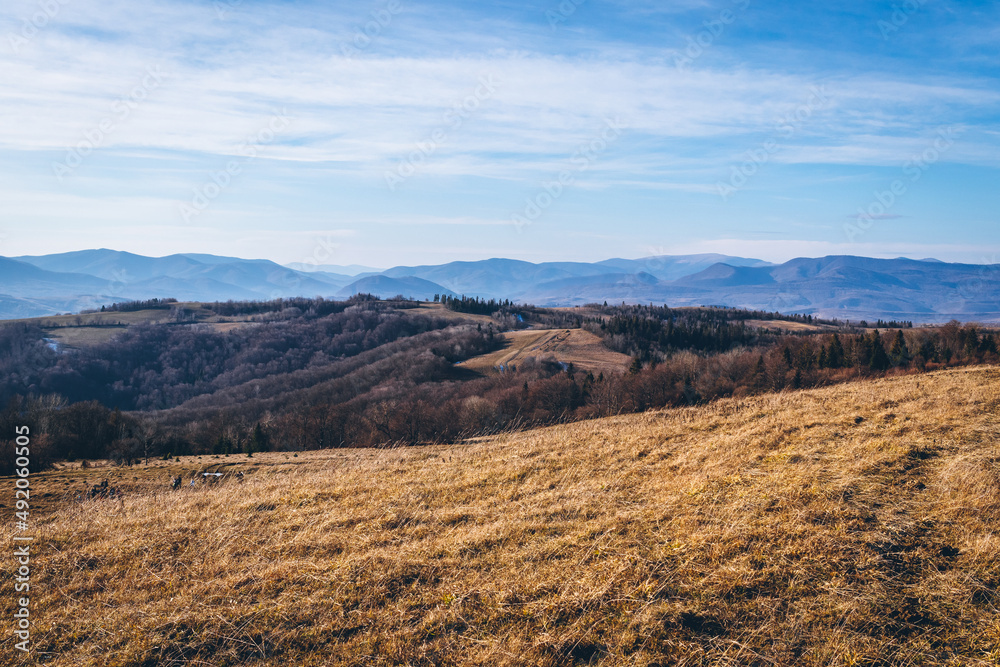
[828, 334, 845, 368]
[869, 331, 890, 371]
[890, 330, 909, 366]
[628, 356, 643, 374]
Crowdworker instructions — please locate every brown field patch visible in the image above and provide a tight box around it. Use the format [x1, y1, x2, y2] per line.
[459, 328, 632, 375]
[403, 302, 495, 324]
[743, 318, 839, 332]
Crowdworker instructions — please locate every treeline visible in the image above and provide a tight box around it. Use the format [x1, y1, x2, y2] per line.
[580, 306, 925, 366]
[205, 294, 382, 318]
[89, 297, 178, 313]
[589, 312, 759, 361]
[737, 309, 829, 325]
[439, 295, 585, 331]
[590, 303, 845, 327]
[578, 304, 920, 364]
[439, 294, 518, 315]
[862, 318, 914, 329]
[0, 395, 163, 470]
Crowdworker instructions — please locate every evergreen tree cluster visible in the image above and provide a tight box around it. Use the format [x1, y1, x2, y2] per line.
[439, 294, 519, 316]
[94, 298, 178, 313]
[593, 312, 758, 360]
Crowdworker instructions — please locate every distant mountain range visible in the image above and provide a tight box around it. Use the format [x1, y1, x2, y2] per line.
[1, 249, 998, 323]
[284, 262, 384, 276]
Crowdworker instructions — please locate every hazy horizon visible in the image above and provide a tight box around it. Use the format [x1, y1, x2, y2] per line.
[5, 246, 998, 271]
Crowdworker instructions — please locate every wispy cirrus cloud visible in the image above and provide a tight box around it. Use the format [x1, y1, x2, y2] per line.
[847, 213, 904, 221]
[3, 47, 998, 178]
[0, 0, 998, 265]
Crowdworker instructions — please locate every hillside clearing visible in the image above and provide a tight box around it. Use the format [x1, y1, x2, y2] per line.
[742, 318, 839, 332]
[459, 328, 632, 375]
[406, 302, 495, 324]
[7, 303, 252, 348]
[4, 367, 1000, 665]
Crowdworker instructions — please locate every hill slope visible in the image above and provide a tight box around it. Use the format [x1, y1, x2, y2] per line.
[9, 367, 1000, 665]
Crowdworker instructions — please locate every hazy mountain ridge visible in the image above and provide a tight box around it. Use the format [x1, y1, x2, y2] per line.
[285, 262, 384, 276]
[5, 249, 350, 318]
[1, 249, 998, 322]
[336, 275, 458, 299]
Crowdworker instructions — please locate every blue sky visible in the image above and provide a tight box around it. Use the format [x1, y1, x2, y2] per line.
[0, 0, 998, 268]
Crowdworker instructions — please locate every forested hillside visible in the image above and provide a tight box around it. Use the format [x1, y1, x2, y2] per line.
[0, 296, 996, 473]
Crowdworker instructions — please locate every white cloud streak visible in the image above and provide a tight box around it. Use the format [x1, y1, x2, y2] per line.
[1, 0, 998, 185]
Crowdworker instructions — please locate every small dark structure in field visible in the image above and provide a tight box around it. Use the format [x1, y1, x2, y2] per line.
[87, 479, 120, 500]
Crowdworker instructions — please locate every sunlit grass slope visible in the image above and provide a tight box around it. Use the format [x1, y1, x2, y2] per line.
[5, 367, 1000, 666]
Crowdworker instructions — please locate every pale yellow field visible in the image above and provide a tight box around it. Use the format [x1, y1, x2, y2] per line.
[405, 302, 496, 325]
[4, 367, 1000, 665]
[743, 318, 839, 332]
[459, 328, 632, 375]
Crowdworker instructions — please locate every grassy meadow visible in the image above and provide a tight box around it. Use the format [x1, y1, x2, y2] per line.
[3, 366, 1000, 665]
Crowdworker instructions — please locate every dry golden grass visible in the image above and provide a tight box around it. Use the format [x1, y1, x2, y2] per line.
[459, 328, 632, 376]
[7, 455, 276, 516]
[4, 367, 1000, 666]
[39, 326, 131, 348]
[742, 319, 839, 333]
[405, 303, 496, 325]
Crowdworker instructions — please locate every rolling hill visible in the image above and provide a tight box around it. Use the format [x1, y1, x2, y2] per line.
[10, 366, 1000, 665]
